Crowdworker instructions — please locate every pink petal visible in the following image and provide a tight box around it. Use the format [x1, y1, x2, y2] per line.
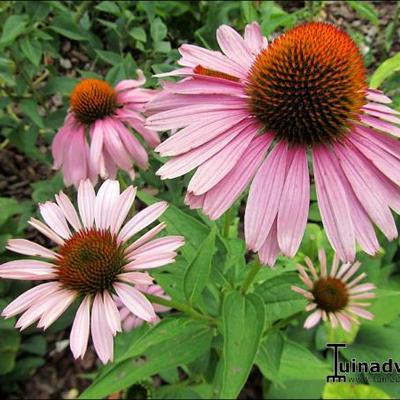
[258, 219, 280, 267]
[216, 25, 253, 69]
[124, 222, 166, 254]
[118, 202, 168, 243]
[51, 114, 75, 169]
[187, 123, 256, 195]
[304, 309, 322, 329]
[1, 282, 61, 318]
[0, 260, 56, 280]
[109, 186, 137, 234]
[115, 69, 146, 91]
[244, 21, 267, 54]
[128, 236, 184, 259]
[277, 147, 309, 257]
[360, 114, 400, 137]
[89, 119, 105, 174]
[245, 141, 289, 251]
[123, 117, 160, 148]
[55, 191, 82, 232]
[118, 272, 154, 285]
[94, 180, 120, 230]
[91, 293, 114, 364]
[102, 291, 122, 335]
[7, 239, 57, 259]
[28, 217, 64, 246]
[114, 282, 157, 322]
[39, 202, 71, 239]
[349, 306, 373, 320]
[70, 296, 91, 359]
[202, 133, 273, 220]
[163, 78, 244, 96]
[155, 111, 248, 157]
[77, 179, 96, 229]
[336, 312, 352, 332]
[334, 142, 397, 240]
[366, 89, 392, 104]
[124, 252, 177, 270]
[362, 108, 400, 125]
[312, 147, 355, 262]
[37, 289, 76, 329]
[157, 121, 254, 180]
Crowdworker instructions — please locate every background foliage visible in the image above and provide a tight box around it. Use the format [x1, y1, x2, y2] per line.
[0, 1, 400, 399]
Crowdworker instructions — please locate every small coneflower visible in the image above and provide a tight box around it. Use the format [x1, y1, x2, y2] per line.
[52, 71, 160, 187]
[146, 21, 400, 266]
[291, 249, 375, 331]
[0, 179, 184, 364]
[115, 284, 171, 331]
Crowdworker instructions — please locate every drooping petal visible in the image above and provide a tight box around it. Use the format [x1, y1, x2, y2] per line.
[277, 147, 309, 257]
[70, 296, 91, 359]
[258, 219, 280, 266]
[312, 147, 355, 262]
[245, 141, 289, 252]
[102, 291, 122, 335]
[91, 293, 114, 364]
[115, 69, 146, 91]
[114, 282, 157, 322]
[304, 309, 322, 329]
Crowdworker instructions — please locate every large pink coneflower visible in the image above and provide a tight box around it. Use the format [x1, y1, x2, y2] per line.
[52, 70, 160, 187]
[0, 180, 184, 364]
[115, 284, 171, 331]
[146, 21, 400, 266]
[292, 249, 375, 331]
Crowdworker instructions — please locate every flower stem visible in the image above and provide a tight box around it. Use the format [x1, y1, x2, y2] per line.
[145, 293, 217, 326]
[223, 208, 232, 238]
[241, 259, 262, 294]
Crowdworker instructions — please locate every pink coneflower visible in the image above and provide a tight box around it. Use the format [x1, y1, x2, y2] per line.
[0, 180, 184, 364]
[291, 249, 375, 331]
[146, 21, 400, 266]
[52, 70, 159, 187]
[115, 284, 170, 331]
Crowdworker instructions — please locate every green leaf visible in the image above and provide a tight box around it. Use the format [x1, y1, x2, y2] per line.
[42, 76, 79, 96]
[20, 335, 47, 356]
[277, 338, 330, 381]
[130, 27, 147, 42]
[241, 1, 258, 23]
[0, 330, 20, 352]
[150, 17, 167, 42]
[0, 197, 31, 226]
[154, 40, 171, 53]
[184, 227, 217, 304]
[0, 351, 17, 375]
[256, 331, 284, 383]
[50, 16, 88, 41]
[323, 383, 390, 399]
[370, 52, 400, 89]
[20, 99, 44, 128]
[217, 291, 265, 399]
[348, 1, 379, 25]
[255, 273, 307, 321]
[369, 289, 400, 325]
[95, 49, 123, 66]
[0, 15, 28, 47]
[80, 320, 212, 399]
[95, 1, 121, 15]
[31, 174, 64, 203]
[19, 37, 42, 67]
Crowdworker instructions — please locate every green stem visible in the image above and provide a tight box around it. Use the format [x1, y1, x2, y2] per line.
[74, 0, 91, 24]
[223, 208, 232, 238]
[241, 259, 262, 294]
[145, 293, 217, 326]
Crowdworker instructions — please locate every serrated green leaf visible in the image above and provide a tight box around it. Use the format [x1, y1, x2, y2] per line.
[184, 227, 217, 304]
